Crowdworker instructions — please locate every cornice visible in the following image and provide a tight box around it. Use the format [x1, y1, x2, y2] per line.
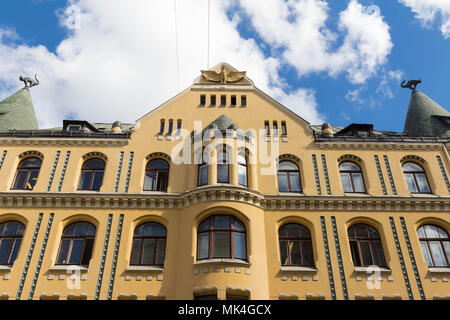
[0, 187, 448, 212]
[316, 141, 445, 151]
[0, 137, 130, 147]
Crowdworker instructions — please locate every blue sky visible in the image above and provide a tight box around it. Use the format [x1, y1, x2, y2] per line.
[0, 0, 449, 132]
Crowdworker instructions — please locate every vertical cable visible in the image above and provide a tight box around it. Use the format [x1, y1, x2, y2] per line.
[207, 0, 210, 68]
[174, 0, 180, 90]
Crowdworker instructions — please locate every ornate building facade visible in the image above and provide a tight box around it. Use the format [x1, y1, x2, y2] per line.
[0, 63, 449, 300]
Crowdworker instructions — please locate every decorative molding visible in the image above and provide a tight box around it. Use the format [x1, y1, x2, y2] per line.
[389, 217, 414, 300]
[436, 156, 450, 193]
[383, 155, 397, 195]
[57, 151, 71, 192]
[320, 216, 336, 300]
[94, 214, 113, 300]
[331, 216, 348, 300]
[321, 155, 331, 195]
[27, 213, 54, 300]
[337, 154, 362, 163]
[107, 214, 124, 300]
[15, 213, 43, 300]
[374, 155, 388, 195]
[0, 189, 448, 211]
[0, 138, 129, 147]
[124, 152, 134, 193]
[316, 141, 445, 151]
[47, 151, 61, 192]
[146, 152, 171, 162]
[114, 152, 124, 192]
[18, 150, 44, 160]
[400, 155, 425, 164]
[399, 217, 426, 300]
[312, 155, 322, 195]
[278, 154, 300, 163]
[0, 150, 7, 170]
[82, 152, 107, 161]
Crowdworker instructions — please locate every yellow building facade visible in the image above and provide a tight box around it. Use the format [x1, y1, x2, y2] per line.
[0, 63, 449, 300]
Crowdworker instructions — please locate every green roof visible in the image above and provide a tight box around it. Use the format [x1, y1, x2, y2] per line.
[0, 88, 38, 132]
[403, 90, 450, 138]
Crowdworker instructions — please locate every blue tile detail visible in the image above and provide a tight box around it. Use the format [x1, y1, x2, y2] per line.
[312, 154, 322, 195]
[399, 217, 426, 300]
[331, 216, 348, 300]
[0, 150, 7, 170]
[374, 155, 388, 195]
[383, 155, 397, 195]
[436, 155, 450, 193]
[47, 151, 61, 192]
[124, 152, 134, 193]
[94, 214, 113, 300]
[389, 217, 414, 300]
[27, 213, 54, 300]
[114, 152, 124, 192]
[57, 151, 71, 192]
[320, 216, 336, 300]
[15, 213, 43, 300]
[107, 214, 124, 300]
[321, 155, 331, 195]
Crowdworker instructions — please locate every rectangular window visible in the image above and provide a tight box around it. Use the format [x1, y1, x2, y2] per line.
[264, 121, 270, 136]
[234, 233, 246, 259]
[159, 120, 165, 134]
[273, 121, 278, 136]
[197, 233, 209, 259]
[230, 95, 236, 106]
[200, 95, 206, 106]
[214, 231, 230, 258]
[211, 95, 216, 106]
[67, 125, 82, 132]
[176, 120, 182, 134]
[168, 120, 173, 134]
[241, 95, 247, 106]
[221, 95, 226, 106]
[281, 121, 287, 135]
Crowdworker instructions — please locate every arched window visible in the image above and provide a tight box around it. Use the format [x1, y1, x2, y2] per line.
[78, 158, 105, 191]
[56, 222, 96, 266]
[197, 215, 246, 261]
[237, 152, 248, 187]
[339, 161, 365, 193]
[198, 153, 208, 187]
[130, 223, 167, 266]
[418, 225, 449, 267]
[217, 149, 229, 183]
[402, 162, 431, 194]
[279, 224, 314, 266]
[277, 161, 301, 192]
[0, 221, 25, 265]
[12, 157, 42, 190]
[348, 224, 386, 267]
[144, 159, 169, 191]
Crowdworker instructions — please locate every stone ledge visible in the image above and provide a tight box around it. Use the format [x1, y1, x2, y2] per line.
[280, 266, 318, 273]
[126, 266, 164, 272]
[194, 259, 250, 267]
[354, 266, 392, 274]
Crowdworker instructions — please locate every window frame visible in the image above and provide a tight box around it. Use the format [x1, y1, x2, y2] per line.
[56, 222, 96, 267]
[339, 161, 366, 193]
[197, 215, 247, 261]
[0, 221, 25, 266]
[130, 222, 167, 266]
[277, 160, 302, 193]
[348, 224, 387, 268]
[198, 154, 209, 187]
[77, 158, 106, 191]
[217, 149, 230, 184]
[402, 162, 432, 194]
[237, 151, 248, 187]
[11, 157, 42, 191]
[418, 224, 450, 267]
[144, 158, 170, 192]
[278, 223, 314, 267]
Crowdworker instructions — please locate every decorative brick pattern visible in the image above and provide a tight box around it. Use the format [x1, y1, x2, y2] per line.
[331, 216, 348, 300]
[107, 214, 124, 300]
[95, 214, 113, 300]
[320, 216, 336, 300]
[312, 154, 322, 195]
[374, 155, 388, 195]
[47, 151, 61, 192]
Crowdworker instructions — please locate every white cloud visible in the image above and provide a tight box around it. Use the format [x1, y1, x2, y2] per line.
[399, 0, 450, 38]
[237, 0, 393, 83]
[0, 0, 396, 129]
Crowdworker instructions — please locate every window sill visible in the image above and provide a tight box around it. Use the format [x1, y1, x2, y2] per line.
[48, 265, 89, 272]
[126, 266, 164, 272]
[194, 259, 250, 267]
[428, 267, 450, 274]
[410, 193, 437, 198]
[280, 266, 317, 273]
[354, 266, 391, 274]
[0, 265, 12, 271]
[343, 193, 369, 197]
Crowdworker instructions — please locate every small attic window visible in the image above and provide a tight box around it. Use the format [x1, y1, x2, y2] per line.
[357, 130, 369, 137]
[67, 125, 82, 132]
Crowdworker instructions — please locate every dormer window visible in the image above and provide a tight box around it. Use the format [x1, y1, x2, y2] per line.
[67, 125, 82, 132]
[357, 130, 368, 137]
[335, 124, 373, 137]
